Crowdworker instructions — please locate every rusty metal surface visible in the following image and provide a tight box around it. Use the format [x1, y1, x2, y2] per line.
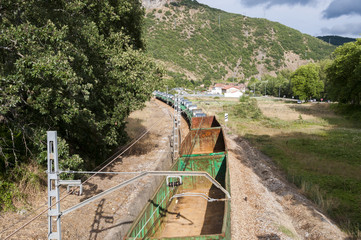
[180, 128, 225, 156]
[124, 112, 231, 240]
[191, 116, 221, 129]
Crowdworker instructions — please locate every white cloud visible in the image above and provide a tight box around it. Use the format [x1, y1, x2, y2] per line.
[241, 0, 316, 8]
[197, 0, 361, 38]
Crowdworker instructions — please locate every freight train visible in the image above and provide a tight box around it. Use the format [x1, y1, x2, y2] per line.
[124, 91, 231, 239]
[154, 91, 207, 120]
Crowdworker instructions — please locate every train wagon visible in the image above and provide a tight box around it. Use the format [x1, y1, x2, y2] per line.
[125, 93, 231, 239]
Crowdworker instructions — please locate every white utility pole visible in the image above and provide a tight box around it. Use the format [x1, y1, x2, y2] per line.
[47, 131, 61, 240]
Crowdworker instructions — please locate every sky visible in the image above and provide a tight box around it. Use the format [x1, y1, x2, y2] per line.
[197, 0, 361, 38]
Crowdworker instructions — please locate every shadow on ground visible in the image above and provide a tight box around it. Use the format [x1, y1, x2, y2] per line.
[257, 234, 280, 240]
[89, 198, 133, 240]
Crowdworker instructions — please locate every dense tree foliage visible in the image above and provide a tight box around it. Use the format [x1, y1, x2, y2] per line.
[0, 0, 162, 207]
[326, 39, 361, 105]
[291, 63, 324, 100]
[248, 70, 292, 98]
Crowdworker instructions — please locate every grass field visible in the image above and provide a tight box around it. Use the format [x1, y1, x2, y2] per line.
[192, 96, 361, 237]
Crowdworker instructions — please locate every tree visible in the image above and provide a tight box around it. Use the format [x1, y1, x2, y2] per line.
[326, 39, 361, 104]
[278, 69, 293, 97]
[247, 77, 259, 95]
[259, 72, 291, 98]
[291, 63, 324, 100]
[202, 73, 212, 88]
[0, 0, 162, 180]
[318, 59, 332, 99]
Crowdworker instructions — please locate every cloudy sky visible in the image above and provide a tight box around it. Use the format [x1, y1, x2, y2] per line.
[197, 0, 361, 38]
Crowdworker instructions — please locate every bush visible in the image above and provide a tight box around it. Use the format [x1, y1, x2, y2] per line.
[239, 95, 250, 102]
[331, 104, 361, 126]
[0, 181, 18, 211]
[233, 98, 263, 119]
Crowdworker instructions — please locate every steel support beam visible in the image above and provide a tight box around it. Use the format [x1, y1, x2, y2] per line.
[61, 171, 230, 216]
[47, 131, 61, 240]
[172, 94, 181, 160]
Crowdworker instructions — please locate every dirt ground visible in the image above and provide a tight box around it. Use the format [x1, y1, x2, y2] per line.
[0, 99, 184, 240]
[257, 100, 338, 122]
[0, 98, 348, 239]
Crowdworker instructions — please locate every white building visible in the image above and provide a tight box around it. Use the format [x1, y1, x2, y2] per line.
[210, 83, 224, 95]
[223, 86, 243, 98]
[209, 83, 245, 98]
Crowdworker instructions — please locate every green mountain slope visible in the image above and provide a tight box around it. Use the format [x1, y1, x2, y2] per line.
[143, 0, 335, 86]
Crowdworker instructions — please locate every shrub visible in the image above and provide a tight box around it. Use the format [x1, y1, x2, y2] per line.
[233, 98, 262, 119]
[0, 181, 18, 211]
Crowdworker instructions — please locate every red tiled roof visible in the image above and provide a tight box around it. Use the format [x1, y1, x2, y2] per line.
[223, 85, 240, 90]
[214, 83, 226, 88]
[212, 83, 246, 90]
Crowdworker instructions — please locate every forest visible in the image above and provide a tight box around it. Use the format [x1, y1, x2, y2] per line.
[0, 0, 162, 210]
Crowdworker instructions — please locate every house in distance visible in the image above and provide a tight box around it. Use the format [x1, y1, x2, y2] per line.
[209, 83, 245, 97]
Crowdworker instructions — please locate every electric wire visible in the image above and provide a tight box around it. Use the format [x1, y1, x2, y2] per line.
[3, 96, 202, 239]
[0, 124, 156, 238]
[3, 98, 168, 239]
[59, 170, 141, 174]
[2, 125, 157, 239]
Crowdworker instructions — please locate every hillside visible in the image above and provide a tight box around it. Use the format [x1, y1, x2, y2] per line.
[143, 0, 336, 87]
[317, 35, 356, 46]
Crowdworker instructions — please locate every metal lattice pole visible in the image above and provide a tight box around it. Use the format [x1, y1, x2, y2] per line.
[173, 94, 181, 160]
[47, 131, 61, 240]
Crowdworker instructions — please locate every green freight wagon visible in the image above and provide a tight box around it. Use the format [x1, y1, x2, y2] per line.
[124, 115, 231, 239]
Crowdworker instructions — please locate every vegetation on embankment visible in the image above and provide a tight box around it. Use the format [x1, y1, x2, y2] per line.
[195, 96, 361, 237]
[143, 0, 335, 88]
[0, 0, 162, 211]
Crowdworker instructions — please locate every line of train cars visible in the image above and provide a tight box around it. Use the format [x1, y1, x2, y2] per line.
[154, 91, 206, 121]
[123, 91, 231, 239]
